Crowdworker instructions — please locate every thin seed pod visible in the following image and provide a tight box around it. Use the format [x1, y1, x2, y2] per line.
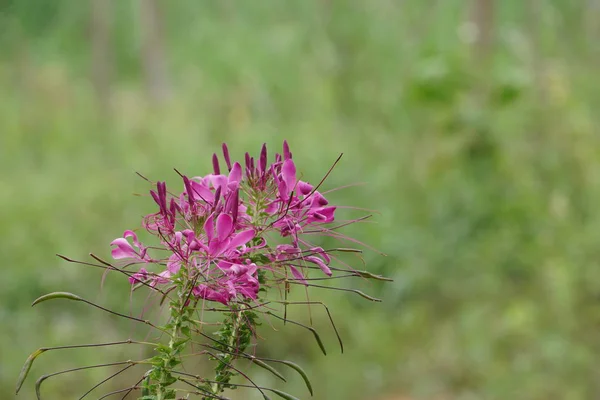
[177, 377, 236, 399]
[269, 388, 301, 400]
[16, 340, 151, 394]
[78, 363, 135, 399]
[31, 291, 168, 334]
[118, 375, 146, 400]
[56, 254, 168, 296]
[34, 361, 137, 400]
[263, 358, 313, 396]
[353, 270, 394, 281]
[193, 339, 314, 396]
[279, 300, 344, 353]
[250, 357, 287, 382]
[97, 386, 141, 400]
[193, 378, 299, 400]
[266, 311, 327, 355]
[31, 291, 83, 306]
[287, 281, 383, 302]
[15, 348, 45, 394]
[203, 351, 270, 399]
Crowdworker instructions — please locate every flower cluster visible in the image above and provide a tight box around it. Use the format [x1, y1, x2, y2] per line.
[111, 141, 338, 305]
[17, 140, 387, 400]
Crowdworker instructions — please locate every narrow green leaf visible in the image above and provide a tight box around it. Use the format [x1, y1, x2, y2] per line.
[250, 358, 286, 382]
[279, 360, 313, 396]
[31, 292, 83, 307]
[354, 270, 394, 281]
[141, 374, 151, 397]
[15, 348, 46, 394]
[269, 388, 301, 400]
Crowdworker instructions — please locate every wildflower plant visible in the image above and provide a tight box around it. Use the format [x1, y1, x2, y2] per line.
[17, 141, 390, 399]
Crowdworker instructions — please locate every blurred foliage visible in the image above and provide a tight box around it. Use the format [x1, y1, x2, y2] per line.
[1, 1, 600, 399]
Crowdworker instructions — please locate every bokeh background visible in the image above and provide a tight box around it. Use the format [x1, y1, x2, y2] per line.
[2, 1, 600, 399]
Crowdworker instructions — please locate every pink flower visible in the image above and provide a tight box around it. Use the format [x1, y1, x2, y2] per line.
[128, 268, 148, 284]
[202, 213, 255, 258]
[192, 284, 230, 305]
[112, 140, 356, 306]
[110, 230, 150, 262]
[192, 261, 260, 305]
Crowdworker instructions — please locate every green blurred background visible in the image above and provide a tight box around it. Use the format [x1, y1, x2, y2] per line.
[2, 1, 600, 399]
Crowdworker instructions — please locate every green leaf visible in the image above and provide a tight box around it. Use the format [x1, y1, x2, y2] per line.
[269, 388, 301, 400]
[250, 358, 286, 382]
[279, 360, 313, 396]
[141, 375, 151, 397]
[173, 338, 189, 349]
[15, 348, 46, 394]
[31, 292, 83, 307]
[165, 389, 176, 399]
[181, 326, 191, 337]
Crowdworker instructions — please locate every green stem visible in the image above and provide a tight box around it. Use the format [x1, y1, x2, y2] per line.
[156, 317, 180, 400]
[155, 283, 192, 400]
[207, 305, 248, 398]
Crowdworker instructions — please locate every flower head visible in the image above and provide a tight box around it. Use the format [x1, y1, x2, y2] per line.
[110, 141, 354, 305]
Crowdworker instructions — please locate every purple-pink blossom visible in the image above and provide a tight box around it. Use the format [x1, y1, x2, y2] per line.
[110, 141, 350, 305]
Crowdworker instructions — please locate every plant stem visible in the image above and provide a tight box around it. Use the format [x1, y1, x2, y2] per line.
[207, 305, 248, 398]
[156, 283, 191, 400]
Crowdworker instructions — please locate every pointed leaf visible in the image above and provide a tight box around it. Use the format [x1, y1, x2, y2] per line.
[251, 358, 286, 382]
[32, 292, 83, 307]
[15, 348, 46, 394]
[141, 374, 151, 397]
[278, 360, 313, 396]
[269, 388, 301, 400]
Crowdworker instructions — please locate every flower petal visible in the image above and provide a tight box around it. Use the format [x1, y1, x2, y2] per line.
[282, 159, 296, 192]
[306, 256, 332, 276]
[216, 214, 234, 243]
[203, 215, 215, 242]
[298, 181, 313, 196]
[190, 181, 215, 203]
[289, 266, 308, 285]
[278, 180, 288, 200]
[128, 268, 148, 284]
[229, 229, 255, 249]
[123, 230, 141, 247]
[283, 140, 292, 160]
[110, 238, 137, 259]
[229, 162, 242, 185]
[311, 247, 331, 263]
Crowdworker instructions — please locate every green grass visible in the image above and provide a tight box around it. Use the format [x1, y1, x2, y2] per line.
[2, 1, 600, 399]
